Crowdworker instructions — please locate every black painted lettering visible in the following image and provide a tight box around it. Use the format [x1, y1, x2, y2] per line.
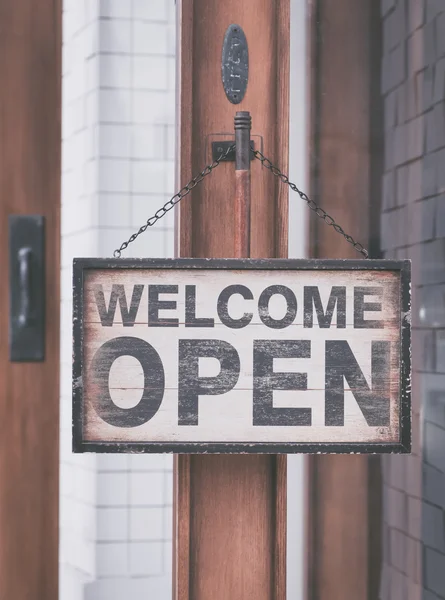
[148, 285, 179, 327]
[253, 340, 311, 426]
[325, 340, 390, 426]
[178, 340, 240, 425]
[304, 286, 346, 328]
[93, 284, 143, 327]
[258, 285, 297, 329]
[217, 285, 253, 329]
[185, 285, 214, 328]
[90, 337, 164, 427]
[354, 287, 384, 329]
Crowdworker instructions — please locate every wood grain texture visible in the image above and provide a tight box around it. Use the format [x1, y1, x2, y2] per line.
[178, 0, 289, 260]
[0, 0, 61, 598]
[175, 0, 289, 596]
[306, 1, 385, 599]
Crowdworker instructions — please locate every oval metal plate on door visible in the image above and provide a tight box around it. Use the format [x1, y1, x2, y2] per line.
[221, 24, 248, 104]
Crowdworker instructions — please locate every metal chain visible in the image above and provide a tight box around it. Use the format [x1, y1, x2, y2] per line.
[114, 145, 369, 259]
[252, 149, 369, 258]
[113, 145, 235, 258]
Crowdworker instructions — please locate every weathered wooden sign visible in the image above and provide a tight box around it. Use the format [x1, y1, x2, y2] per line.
[73, 258, 411, 454]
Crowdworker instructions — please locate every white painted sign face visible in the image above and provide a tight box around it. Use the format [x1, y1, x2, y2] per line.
[73, 258, 411, 454]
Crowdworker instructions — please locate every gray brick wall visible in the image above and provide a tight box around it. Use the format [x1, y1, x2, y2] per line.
[380, 1, 445, 598]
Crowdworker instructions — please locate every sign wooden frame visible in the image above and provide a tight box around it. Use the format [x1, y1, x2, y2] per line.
[72, 257, 411, 454]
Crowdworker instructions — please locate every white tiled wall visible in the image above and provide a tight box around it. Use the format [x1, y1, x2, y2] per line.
[61, 1, 175, 598]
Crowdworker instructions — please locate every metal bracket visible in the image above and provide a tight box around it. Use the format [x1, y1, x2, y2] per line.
[212, 140, 255, 162]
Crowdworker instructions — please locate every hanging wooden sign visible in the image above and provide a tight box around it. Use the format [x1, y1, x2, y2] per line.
[72, 258, 411, 454]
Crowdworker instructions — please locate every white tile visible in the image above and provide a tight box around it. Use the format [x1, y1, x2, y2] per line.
[98, 227, 135, 258]
[99, 158, 131, 192]
[129, 507, 164, 540]
[74, 466, 96, 505]
[99, 123, 132, 157]
[165, 471, 173, 506]
[167, 56, 175, 90]
[126, 227, 168, 258]
[129, 453, 168, 471]
[133, 22, 168, 55]
[99, 88, 132, 122]
[85, 0, 100, 22]
[98, 194, 131, 227]
[131, 160, 167, 193]
[97, 454, 130, 471]
[132, 90, 175, 124]
[164, 506, 173, 539]
[128, 541, 163, 575]
[97, 507, 128, 541]
[166, 124, 175, 160]
[100, 54, 132, 88]
[166, 23, 176, 55]
[130, 472, 164, 505]
[99, 0, 132, 18]
[133, 0, 168, 21]
[86, 55, 99, 92]
[86, 90, 99, 126]
[83, 21, 99, 58]
[132, 124, 164, 159]
[133, 56, 168, 90]
[97, 472, 128, 505]
[96, 542, 128, 576]
[100, 19, 132, 53]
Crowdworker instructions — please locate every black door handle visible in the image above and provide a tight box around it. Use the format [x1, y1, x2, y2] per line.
[18, 247, 33, 327]
[9, 216, 45, 361]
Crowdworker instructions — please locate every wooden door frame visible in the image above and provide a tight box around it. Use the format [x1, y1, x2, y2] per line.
[305, 1, 384, 599]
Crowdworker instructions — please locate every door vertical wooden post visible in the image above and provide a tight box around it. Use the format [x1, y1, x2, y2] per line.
[174, 1, 290, 598]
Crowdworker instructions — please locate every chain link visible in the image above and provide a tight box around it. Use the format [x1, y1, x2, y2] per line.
[252, 149, 369, 258]
[113, 145, 235, 258]
[113, 145, 369, 259]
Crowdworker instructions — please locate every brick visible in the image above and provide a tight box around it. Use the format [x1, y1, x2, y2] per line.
[437, 195, 445, 236]
[426, 104, 445, 152]
[406, 115, 424, 161]
[389, 454, 407, 491]
[437, 12, 445, 58]
[405, 538, 422, 582]
[408, 0, 424, 32]
[396, 165, 408, 205]
[405, 76, 417, 120]
[433, 59, 445, 104]
[421, 239, 445, 284]
[426, 0, 444, 22]
[425, 20, 437, 65]
[425, 391, 445, 427]
[413, 329, 436, 371]
[437, 148, 445, 192]
[423, 151, 437, 197]
[407, 160, 423, 203]
[392, 43, 406, 88]
[437, 329, 445, 373]
[425, 547, 445, 596]
[425, 421, 445, 470]
[385, 129, 395, 170]
[407, 496, 422, 538]
[423, 501, 445, 551]
[424, 67, 435, 113]
[394, 124, 407, 165]
[387, 486, 407, 529]
[407, 29, 423, 74]
[381, 0, 396, 18]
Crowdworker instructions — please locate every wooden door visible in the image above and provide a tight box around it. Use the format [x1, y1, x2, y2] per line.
[0, 1, 61, 598]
